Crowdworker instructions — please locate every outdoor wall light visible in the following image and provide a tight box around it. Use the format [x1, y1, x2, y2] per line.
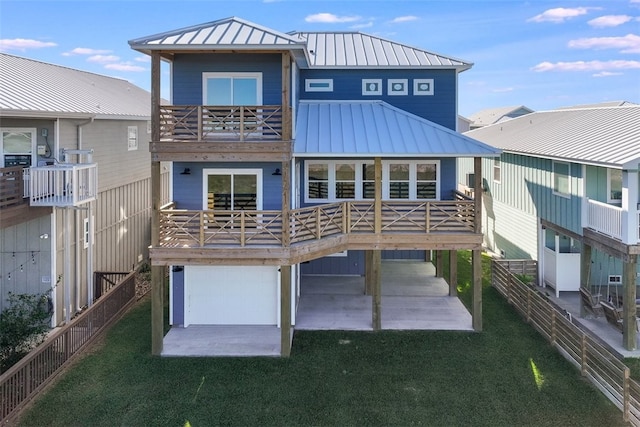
[272, 168, 282, 176]
[180, 168, 191, 175]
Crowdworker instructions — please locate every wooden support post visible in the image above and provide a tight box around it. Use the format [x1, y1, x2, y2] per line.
[580, 243, 592, 318]
[448, 250, 458, 297]
[150, 51, 164, 356]
[374, 157, 382, 234]
[371, 250, 382, 330]
[622, 254, 637, 351]
[281, 160, 290, 247]
[364, 250, 373, 295]
[472, 249, 482, 331]
[281, 52, 292, 141]
[280, 265, 292, 357]
[435, 251, 443, 278]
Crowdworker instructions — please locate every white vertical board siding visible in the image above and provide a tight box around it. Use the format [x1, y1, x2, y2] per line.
[184, 266, 279, 326]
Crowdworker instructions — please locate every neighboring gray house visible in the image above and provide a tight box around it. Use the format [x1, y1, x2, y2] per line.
[468, 105, 533, 130]
[0, 53, 160, 326]
[459, 104, 640, 349]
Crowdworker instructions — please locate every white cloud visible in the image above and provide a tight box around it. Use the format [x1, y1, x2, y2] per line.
[63, 47, 112, 56]
[568, 34, 640, 53]
[593, 71, 623, 77]
[104, 63, 146, 72]
[531, 59, 640, 72]
[527, 7, 600, 23]
[588, 15, 633, 28]
[305, 13, 361, 23]
[0, 38, 57, 52]
[350, 22, 374, 29]
[134, 55, 150, 63]
[390, 16, 419, 24]
[491, 87, 514, 93]
[87, 54, 120, 64]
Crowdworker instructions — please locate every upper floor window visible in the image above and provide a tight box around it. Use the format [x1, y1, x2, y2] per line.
[553, 161, 570, 197]
[608, 168, 622, 203]
[384, 161, 439, 200]
[127, 126, 138, 151]
[493, 158, 501, 183]
[203, 72, 262, 105]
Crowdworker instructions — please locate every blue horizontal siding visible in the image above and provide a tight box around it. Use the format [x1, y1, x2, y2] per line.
[299, 69, 457, 130]
[173, 162, 283, 210]
[172, 53, 282, 105]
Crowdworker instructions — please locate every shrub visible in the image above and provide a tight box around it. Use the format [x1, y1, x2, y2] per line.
[0, 292, 52, 373]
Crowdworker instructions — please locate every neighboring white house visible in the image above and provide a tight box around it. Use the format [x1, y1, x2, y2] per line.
[0, 53, 164, 326]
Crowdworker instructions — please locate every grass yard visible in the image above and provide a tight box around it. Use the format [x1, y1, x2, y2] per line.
[18, 252, 626, 426]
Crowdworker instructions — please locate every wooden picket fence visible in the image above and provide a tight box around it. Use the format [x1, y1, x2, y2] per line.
[0, 271, 137, 424]
[492, 259, 640, 425]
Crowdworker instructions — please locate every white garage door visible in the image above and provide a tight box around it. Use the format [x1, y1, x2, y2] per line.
[185, 265, 278, 326]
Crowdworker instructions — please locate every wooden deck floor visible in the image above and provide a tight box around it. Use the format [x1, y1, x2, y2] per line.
[161, 261, 473, 357]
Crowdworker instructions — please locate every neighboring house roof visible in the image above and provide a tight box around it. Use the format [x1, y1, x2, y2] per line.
[0, 53, 150, 119]
[129, 16, 306, 54]
[129, 17, 472, 71]
[288, 32, 472, 70]
[465, 105, 640, 169]
[556, 100, 637, 109]
[295, 100, 500, 158]
[468, 105, 534, 128]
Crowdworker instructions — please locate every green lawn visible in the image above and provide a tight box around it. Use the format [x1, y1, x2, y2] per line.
[18, 252, 626, 426]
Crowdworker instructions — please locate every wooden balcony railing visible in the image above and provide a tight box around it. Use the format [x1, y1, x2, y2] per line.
[0, 166, 26, 209]
[159, 200, 476, 248]
[160, 105, 284, 142]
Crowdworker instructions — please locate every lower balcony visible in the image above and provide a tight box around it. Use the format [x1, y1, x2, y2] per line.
[152, 199, 482, 265]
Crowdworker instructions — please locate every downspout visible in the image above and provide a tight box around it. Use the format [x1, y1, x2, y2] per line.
[75, 117, 94, 312]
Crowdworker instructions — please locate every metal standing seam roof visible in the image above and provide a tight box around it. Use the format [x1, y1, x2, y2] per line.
[465, 105, 640, 169]
[468, 105, 534, 127]
[128, 17, 306, 52]
[295, 100, 501, 157]
[290, 32, 472, 70]
[0, 53, 150, 119]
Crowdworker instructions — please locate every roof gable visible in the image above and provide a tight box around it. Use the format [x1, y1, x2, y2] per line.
[129, 16, 306, 52]
[466, 105, 640, 169]
[295, 100, 500, 157]
[0, 53, 150, 119]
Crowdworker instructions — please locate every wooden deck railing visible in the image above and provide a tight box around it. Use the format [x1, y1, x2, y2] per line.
[0, 271, 136, 424]
[492, 260, 640, 425]
[0, 166, 26, 209]
[160, 105, 284, 141]
[159, 200, 476, 248]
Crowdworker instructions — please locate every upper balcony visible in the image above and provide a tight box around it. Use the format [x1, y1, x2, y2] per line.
[151, 105, 293, 162]
[30, 163, 97, 207]
[585, 198, 639, 246]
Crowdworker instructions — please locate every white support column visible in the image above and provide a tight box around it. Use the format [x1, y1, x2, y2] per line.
[621, 169, 639, 244]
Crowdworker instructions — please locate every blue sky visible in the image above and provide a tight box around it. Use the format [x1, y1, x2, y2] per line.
[0, 0, 639, 116]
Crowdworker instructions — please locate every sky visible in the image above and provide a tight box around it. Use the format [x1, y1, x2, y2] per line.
[0, 0, 639, 117]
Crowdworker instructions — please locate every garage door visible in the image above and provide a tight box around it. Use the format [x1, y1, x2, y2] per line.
[185, 265, 278, 326]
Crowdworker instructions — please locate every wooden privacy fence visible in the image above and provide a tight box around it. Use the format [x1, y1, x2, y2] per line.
[0, 271, 136, 424]
[492, 260, 640, 425]
[0, 166, 25, 209]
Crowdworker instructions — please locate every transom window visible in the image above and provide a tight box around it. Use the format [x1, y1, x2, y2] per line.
[304, 160, 439, 202]
[202, 72, 262, 105]
[553, 161, 570, 197]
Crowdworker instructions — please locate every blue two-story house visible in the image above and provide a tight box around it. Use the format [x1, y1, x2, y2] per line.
[129, 17, 500, 357]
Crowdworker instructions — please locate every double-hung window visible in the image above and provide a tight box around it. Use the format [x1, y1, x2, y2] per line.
[553, 161, 571, 197]
[383, 161, 439, 200]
